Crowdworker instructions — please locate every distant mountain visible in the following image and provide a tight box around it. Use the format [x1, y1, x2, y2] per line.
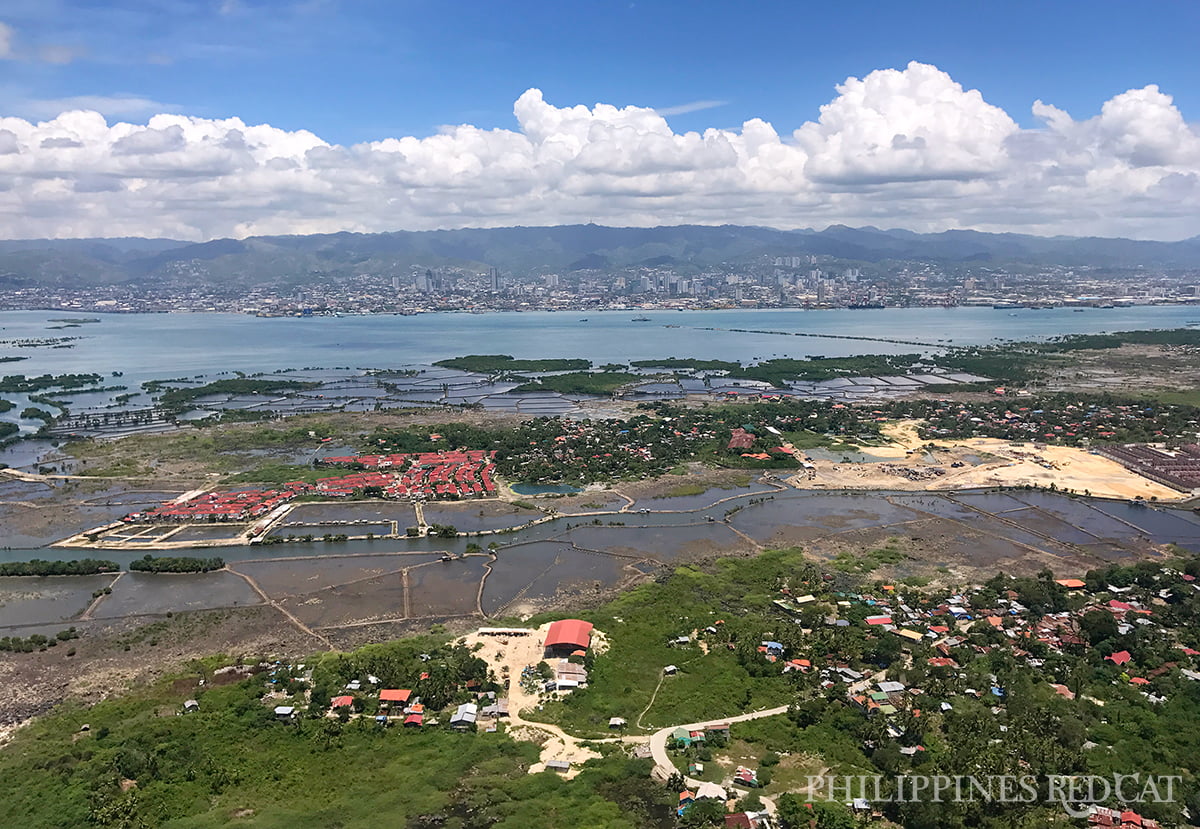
[1, 224, 1198, 287]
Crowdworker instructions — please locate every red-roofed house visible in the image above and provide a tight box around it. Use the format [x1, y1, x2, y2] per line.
[379, 689, 412, 707]
[544, 619, 594, 657]
[330, 695, 354, 709]
[727, 429, 755, 451]
[1106, 650, 1132, 666]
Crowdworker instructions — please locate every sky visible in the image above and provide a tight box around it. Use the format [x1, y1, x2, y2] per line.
[0, 0, 1198, 242]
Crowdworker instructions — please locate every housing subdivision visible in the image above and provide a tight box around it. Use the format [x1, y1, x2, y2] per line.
[55, 450, 499, 549]
[123, 449, 499, 523]
[1096, 443, 1200, 493]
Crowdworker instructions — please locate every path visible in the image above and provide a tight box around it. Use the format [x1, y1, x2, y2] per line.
[78, 571, 123, 621]
[226, 566, 333, 649]
[646, 705, 792, 787]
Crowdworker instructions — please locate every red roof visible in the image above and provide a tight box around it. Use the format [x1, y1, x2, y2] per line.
[1106, 650, 1132, 666]
[331, 695, 354, 708]
[544, 619, 594, 651]
[380, 689, 411, 703]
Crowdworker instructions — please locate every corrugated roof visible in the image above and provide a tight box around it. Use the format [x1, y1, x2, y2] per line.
[544, 619, 594, 650]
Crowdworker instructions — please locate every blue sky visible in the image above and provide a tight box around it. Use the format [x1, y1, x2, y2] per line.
[0, 1, 1198, 240]
[3, 0, 1196, 142]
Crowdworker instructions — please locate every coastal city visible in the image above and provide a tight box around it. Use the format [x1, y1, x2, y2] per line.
[3, 256, 1198, 316]
[3, 1, 1200, 827]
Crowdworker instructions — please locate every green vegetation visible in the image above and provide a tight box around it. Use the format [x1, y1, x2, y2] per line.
[0, 643, 674, 828]
[38, 384, 128, 398]
[128, 555, 225, 573]
[658, 482, 708, 498]
[0, 356, 28, 363]
[0, 559, 119, 577]
[0, 627, 79, 653]
[47, 318, 101, 324]
[525, 548, 816, 735]
[433, 354, 592, 373]
[1041, 328, 1200, 351]
[0, 421, 17, 442]
[889, 391, 1200, 446]
[730, 354, 923, 386]
[831, 542, 908, 574]
[154, 378, 321, 412]
[20, 406, 54, 422]
[630, 358, 739, 372]
[77, 458, 154, 477]
[0, 398, 13, 412]
[512, 371, 642, 395]
[0, 372, 103, 393]
[225, 464, 331, 485]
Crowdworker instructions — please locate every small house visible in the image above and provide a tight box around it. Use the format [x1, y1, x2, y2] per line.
[450, 702, 478, 729]
[379, 688, 412, 709]
[273, 705, 295, 721]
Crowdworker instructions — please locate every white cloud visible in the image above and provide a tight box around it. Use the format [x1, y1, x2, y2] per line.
[0, 61, 1197, 241]
[17, 95, 170, 120]
[0, 22, 15, 59]
[657, 99, 729, 116]
[795, 61, 1018, 184]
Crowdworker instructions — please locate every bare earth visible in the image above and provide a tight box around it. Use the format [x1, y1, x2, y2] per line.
[786, 420, 1180, 502]
[460, 623, 614, 776]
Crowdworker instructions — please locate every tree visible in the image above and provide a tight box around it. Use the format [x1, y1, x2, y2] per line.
[679, 799, 723, 827]
[1080, 608, 1118, 646]
[811, 801, 855, 829]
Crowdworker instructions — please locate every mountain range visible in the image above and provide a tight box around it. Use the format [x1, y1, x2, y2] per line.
[0, 224, 1198, 287]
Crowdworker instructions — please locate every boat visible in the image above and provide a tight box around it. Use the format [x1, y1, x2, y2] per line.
[631, 316, 651, 322]
[578, 318, 588, 322]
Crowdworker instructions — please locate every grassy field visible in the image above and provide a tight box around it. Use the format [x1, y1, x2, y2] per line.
[511, 372, 643, 396]
[520, 549, 815, 737]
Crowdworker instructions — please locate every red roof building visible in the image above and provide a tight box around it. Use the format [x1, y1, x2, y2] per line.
[544, 619, 594, 656]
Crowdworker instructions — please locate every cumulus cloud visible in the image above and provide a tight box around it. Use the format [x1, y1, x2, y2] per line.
[795, 62, 1018, 184]
[0, 61, 1196, 241]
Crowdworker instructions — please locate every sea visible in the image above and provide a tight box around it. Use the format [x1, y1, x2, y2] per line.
[3, 305, 1199, 382]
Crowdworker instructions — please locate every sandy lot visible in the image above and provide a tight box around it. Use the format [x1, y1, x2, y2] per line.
[461, 622, 613, 777]
[786, 420, 1181, 502]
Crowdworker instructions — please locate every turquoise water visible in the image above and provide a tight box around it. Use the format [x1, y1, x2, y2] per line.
[2, 306, 1199, 385]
